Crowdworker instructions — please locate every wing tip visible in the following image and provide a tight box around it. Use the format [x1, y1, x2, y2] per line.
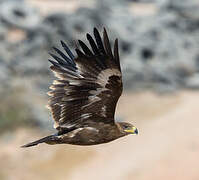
[93, 27, 98, 32]
[60, 40, 65, 46]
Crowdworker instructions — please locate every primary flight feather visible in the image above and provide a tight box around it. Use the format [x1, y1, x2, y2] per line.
[22, 28, 138, 148]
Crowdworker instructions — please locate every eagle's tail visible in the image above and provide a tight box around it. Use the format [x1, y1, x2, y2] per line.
[21, 134, 56, 148]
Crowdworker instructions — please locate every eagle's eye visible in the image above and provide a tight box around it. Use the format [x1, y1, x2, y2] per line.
[123, 124, 130, 129]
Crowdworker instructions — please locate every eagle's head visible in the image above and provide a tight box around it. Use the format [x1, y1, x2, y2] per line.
[116, 122, 138, 135]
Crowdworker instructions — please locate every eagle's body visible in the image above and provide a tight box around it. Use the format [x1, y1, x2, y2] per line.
[22, 28, 138, 148]
[45, 122, 125, 146]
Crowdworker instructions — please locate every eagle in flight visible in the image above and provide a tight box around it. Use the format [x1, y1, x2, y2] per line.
[22, 28, 138, 148]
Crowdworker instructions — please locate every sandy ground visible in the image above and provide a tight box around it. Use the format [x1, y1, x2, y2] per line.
[0, 91, 199, 180]
[1, 1, 198, 180]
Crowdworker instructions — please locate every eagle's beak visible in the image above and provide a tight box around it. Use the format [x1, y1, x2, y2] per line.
[125, 127, 138, 135]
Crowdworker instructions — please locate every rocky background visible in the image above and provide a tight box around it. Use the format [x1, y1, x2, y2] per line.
[0, 0, 199, 131]
[1, 1, 199, 180]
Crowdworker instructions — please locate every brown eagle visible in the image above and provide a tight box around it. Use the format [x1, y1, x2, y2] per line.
[22, 28, 138, 148]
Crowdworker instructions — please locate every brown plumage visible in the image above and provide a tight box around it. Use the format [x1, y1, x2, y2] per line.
[22, 27, 138, 148]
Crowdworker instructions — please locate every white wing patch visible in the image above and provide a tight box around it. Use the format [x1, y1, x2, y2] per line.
[69, 81, 81, 85]
[85, 127, 99, 133]
[82, 68, 121, 109]
[97, 68, 121, 87]
[67, 127, 99, 138]
[80, 113, 92, 119]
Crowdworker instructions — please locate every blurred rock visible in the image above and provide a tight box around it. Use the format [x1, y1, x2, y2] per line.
[159, 0, 199, 21]
[185, 74, 199, 89]
[0, 1, 41, 30]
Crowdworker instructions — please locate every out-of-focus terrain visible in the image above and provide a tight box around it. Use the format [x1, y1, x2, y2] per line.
[0, 0, 199, 179]
[1, 91, 199, 180]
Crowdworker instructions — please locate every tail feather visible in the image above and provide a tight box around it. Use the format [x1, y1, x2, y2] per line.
[21, 135, 55, 148]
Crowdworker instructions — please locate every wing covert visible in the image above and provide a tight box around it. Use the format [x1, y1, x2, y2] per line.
[47, 28, 123, 132]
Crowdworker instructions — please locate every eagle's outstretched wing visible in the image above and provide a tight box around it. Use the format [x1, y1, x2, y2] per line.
[48, 28, 122, 132]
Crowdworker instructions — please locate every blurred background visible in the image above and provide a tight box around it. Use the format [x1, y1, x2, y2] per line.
[0, 0, 199, 179]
